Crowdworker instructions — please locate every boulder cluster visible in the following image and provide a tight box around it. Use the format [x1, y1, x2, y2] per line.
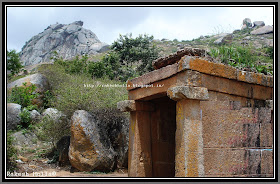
[7, 73, 129, 172]
[241, 18, 273, 35]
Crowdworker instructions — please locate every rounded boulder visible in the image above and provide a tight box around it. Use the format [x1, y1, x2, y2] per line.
[68, 110, 116, 172]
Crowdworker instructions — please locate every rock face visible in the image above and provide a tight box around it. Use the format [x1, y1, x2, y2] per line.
[251, 25, 273, 35]
[69, 110, 116, 172]
[7, 103, 22, 130]
[20, 21, 109, 66]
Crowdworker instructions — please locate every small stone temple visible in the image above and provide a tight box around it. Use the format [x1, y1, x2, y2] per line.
[117, 48, 273, 177]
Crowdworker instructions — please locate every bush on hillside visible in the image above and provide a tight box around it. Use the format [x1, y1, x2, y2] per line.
[7, 49, 23, 77]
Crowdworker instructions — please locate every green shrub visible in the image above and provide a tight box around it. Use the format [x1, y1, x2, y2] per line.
[43, 90, 54, 109]
[19, 108, 31, 128]
[209, 45, 256, 69]
[7, 49, 23, 77]
[7, 131, 18, 172]
[88, 61, 108, 78]
[8, 82, 39, 108]
[38, 63, 128, 118]
[36, 115, 70, 147]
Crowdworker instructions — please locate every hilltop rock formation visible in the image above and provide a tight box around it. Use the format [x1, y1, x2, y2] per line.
[20, 21, 109, 66]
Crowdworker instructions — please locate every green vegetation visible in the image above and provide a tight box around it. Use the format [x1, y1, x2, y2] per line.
[7, 49, 23, 77]
[36, 115, 70, 147]
[8, 82, 39, 108]
[7, 131, 18, 172]
[208, 44, 273, 75]
[38, 62, 128, 118]
[19, 108, 32, 128]
[106, 33, 159, 80]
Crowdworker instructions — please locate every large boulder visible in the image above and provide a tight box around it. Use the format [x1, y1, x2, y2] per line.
[214, 34, 233, 45]
[243, 18, 252, 27]
[30, 110, 41, 122]
[7, 73, 49, 93]
[42, 108, 65, 121]
[68, 110, 116, 172]
[253, 21, 265, 27]
[8, 73, 50, 107]
[7, 103, 22, 130]
[12, 131, 38, 147]
[250, 25, 273, 35]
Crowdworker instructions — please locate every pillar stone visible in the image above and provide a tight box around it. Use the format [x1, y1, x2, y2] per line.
[167, 86, 208, 177]
[117, 100, 154, 177]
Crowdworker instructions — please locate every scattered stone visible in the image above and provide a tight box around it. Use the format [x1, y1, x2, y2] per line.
[42, 108, 65, 121]
[243, 36, 251, 40]
[16, 159, 25, 164]
[253, 21, 265, 27]
[7, 103, 21, 130]
[214, 34, 233, 45]
[30, 110, 41, 122]
[233, 29, 241, 34]
[250, 25, 273, 35]
[18, 155, 29, 162]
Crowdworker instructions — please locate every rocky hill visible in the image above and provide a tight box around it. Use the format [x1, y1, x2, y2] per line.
[20, 21, 109, 66]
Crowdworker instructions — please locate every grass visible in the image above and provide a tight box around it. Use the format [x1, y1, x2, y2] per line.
[37, 63, 128, 118]
[208, 44, 273, 75]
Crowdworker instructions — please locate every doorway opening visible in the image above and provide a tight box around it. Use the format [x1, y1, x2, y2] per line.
[150, 96, 176, 177]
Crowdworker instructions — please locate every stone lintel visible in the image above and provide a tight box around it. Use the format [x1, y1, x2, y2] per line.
[178, 56, 273, 87]
[167, 86, 209, 101]
[117, 100, 154, 112]
[127, 63, 178, 91]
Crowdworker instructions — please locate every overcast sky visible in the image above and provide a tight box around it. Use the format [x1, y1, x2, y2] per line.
[7, 6, 273, 52]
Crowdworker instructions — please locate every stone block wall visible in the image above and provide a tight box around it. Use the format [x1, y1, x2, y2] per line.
[118, 52, 274, 178]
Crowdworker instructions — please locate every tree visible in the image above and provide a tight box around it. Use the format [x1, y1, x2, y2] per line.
[104, 33, 159, 81]
[7, 50, 23, 76]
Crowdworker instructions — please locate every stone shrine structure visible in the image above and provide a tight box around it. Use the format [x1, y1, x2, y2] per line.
[117, 48, 273, 177]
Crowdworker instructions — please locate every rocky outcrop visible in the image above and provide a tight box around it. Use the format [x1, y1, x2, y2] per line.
[69, 110, 116, 172]
[251, 25, 273, 35]
[20, 21, 109, 66]
[7, 103, 22, 130]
